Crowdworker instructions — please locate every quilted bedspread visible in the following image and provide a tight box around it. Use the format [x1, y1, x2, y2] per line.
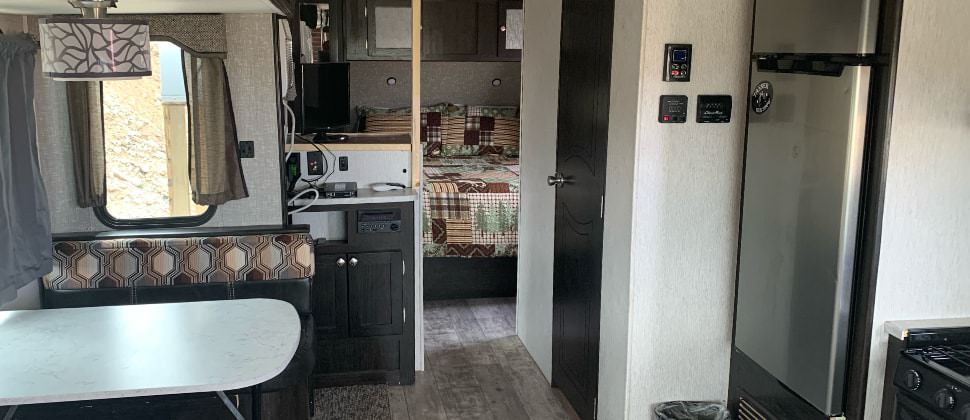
[422, 156, 520, 258]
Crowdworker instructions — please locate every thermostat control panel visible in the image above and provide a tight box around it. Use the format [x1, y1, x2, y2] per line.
[664, 44, 692, 82]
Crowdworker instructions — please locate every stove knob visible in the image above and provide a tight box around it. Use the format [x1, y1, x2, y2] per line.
[935, 389, 957, 411]
[904, 369, 922, 390]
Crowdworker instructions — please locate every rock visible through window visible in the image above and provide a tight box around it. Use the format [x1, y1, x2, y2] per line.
[101, 41, 208, 220]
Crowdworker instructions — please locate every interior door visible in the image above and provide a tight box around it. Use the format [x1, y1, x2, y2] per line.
[348, 251, 405, 337]
[550, 0, 614, 415]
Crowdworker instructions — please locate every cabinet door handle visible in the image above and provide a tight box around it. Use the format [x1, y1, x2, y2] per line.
[336, 258, 346, 267]
[349, 257, 359, 267]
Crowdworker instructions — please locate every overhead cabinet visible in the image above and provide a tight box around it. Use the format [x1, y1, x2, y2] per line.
[344, 0, 522, 61]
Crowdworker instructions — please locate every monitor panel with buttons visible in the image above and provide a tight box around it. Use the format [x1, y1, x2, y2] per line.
[663, 44, 692, 82]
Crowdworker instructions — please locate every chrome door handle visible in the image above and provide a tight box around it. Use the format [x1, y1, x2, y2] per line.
[336, 258, 346, 267]
[547, 172, 570, 188]
[349, 257, 359, 267]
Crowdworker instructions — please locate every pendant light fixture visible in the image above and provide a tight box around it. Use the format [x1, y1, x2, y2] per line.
[38, 0, 150, 81]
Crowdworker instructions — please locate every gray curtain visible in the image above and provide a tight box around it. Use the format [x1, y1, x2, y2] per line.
[0, 34, 52, 305]
[66, 81, 106, 208]
[182, 52, 249, 205]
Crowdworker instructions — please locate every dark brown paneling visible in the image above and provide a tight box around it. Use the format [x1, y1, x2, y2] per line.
[422, 0, 496, 60]
[423, 257, 517, 300]
[313, 252, 350, 338]
[314, 336, 403, 373]
[348, 251, 405, 337]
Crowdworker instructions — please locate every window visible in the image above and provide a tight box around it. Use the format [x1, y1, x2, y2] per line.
[97, 40, 214, 227]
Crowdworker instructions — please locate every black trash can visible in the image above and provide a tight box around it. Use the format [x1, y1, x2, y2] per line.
[654, 401, 730, 420]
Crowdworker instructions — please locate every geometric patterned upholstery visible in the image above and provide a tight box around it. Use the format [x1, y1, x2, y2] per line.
[43, 233, 314, 290]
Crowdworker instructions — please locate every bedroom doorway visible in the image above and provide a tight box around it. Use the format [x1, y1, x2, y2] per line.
[419, 0, 523, 301]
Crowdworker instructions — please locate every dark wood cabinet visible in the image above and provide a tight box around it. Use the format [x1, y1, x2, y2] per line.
[348, 252, 405, 337]
[313, 253, 350, 339]
[497, 0, 523, 59]
[344, 0, 522, 61]
[422, 0, 496, 60]
[305, 203, 415, 387]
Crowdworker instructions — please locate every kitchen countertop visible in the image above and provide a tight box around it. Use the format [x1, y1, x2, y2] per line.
[886, 317, 970, 339]
[289, 188, 418, 208]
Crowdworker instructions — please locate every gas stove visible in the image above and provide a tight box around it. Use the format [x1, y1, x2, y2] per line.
[894, 328, 970, 419]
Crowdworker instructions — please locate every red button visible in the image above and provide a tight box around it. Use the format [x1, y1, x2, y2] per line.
[663, 116, 670, 121]
[671, 70, 680, 76]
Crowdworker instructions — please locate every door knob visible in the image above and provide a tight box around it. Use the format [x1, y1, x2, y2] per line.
[349, 257, 359, 267]
[336, 257, 346, 267]
[547, 172, 570, 188]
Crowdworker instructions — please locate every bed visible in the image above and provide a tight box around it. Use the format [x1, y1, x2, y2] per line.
[422, 155, 519, 258]
[360, 103, 521, 299]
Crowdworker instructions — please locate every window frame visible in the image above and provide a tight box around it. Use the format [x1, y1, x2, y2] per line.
[94, 205, 217, 229]
[93, 39, 217, 229]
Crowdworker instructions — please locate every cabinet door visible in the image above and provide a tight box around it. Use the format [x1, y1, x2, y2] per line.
[347, 251, 404, 337]
[345, 0, 412, 60]
[313, 253, 349, 339]
[422, 0, 497, 60]
[497, 0, 523, 59]
[368, 0, 414, 59]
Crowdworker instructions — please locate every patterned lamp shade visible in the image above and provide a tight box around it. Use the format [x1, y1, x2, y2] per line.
[38, 17, 151, 81]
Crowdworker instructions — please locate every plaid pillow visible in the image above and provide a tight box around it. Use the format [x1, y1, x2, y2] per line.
[422, 112, 442, 156]
[363, 113, 412, 133]
[445, 115, 519, 156]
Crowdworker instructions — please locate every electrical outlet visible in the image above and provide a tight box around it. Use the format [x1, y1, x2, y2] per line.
[238, 141, 255, 158]
[307, 152, 324, 175]
[339, 156, 349, 171]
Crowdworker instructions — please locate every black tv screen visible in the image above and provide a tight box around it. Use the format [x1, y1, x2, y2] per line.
[300, 63, 351, 132]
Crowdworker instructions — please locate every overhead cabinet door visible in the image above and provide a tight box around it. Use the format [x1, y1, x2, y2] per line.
[422, 0, 497, 60]
[344, 0, 518, 61]
[348, 251, 405, 337]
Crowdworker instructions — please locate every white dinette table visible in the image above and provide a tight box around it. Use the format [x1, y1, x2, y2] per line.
[0, 299, 300, 420]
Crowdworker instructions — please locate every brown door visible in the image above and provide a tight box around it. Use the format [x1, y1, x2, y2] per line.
[550, 0, 613, 415]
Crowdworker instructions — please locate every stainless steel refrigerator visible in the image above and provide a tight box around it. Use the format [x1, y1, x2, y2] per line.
[733, 0, 884, 417]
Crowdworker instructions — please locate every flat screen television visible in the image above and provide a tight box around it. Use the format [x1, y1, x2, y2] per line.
[300, 62, 351, 133]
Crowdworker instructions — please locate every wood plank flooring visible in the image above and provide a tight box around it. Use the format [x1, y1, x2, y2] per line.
[2, 298, 577, 420]
[389, 298, 579, 420]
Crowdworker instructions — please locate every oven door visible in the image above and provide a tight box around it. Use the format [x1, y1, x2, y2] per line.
[896, 392, 944, 420]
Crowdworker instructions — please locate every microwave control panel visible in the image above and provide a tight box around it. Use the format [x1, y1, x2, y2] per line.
[663, 44, 692, 82]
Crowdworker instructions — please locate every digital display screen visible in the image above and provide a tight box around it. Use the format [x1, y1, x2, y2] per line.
[302, 63, 351, 131]
[672, 50, 688, 62]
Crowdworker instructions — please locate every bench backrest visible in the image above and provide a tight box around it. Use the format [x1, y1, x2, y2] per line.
[42, 230, 315, 313]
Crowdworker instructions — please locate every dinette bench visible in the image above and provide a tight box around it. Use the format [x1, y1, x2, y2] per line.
[35, 225, 317, 419]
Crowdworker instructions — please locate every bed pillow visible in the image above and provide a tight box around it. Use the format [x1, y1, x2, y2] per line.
[359, 104, 466, 157]
[440, 105, 520, 157]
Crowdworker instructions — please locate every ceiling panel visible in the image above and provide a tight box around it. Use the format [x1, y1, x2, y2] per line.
[0, 0, 282, 15]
